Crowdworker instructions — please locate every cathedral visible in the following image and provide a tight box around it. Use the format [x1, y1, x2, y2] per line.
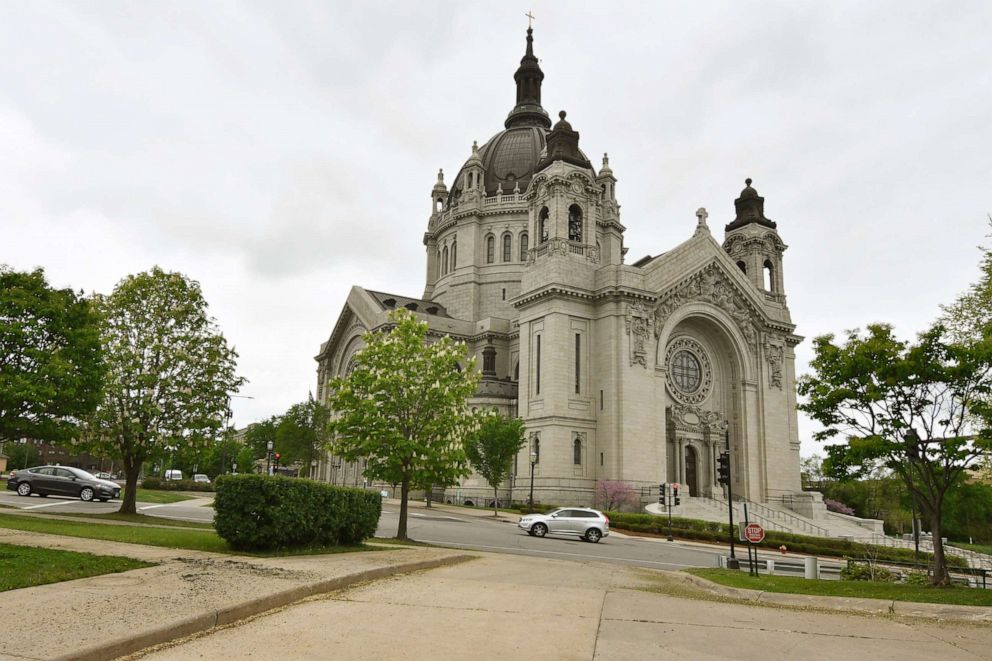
[315, 28, 805, 509]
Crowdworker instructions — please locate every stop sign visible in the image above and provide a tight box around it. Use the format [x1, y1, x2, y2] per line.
[743, 522, 765, 544]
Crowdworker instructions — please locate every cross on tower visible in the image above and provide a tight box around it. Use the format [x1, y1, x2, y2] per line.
[695, 207, 710, 234]
[525, 11, 535, 28]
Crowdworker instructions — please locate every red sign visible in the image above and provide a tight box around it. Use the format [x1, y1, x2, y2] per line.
[742, 522, 765, 544]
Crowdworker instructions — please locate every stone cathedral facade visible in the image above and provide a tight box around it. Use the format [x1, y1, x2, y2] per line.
[315, 29, 804, 508]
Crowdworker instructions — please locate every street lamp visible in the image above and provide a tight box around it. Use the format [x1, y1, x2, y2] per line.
[528, 451, 537, 507]
[266, 440, 273, 475]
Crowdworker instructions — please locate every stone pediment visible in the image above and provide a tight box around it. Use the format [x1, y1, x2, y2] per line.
[652, 259, 770, 348]
[668, 403, 725, 434]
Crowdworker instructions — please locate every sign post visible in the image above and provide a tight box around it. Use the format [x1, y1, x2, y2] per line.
[738, 505, 765, 576]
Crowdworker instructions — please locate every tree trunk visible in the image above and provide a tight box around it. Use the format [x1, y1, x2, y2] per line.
[119, 457, 141, 515]
[929, 512, 951, 587]
[397, 473, 410, 540]
[493, 486, 499, 517]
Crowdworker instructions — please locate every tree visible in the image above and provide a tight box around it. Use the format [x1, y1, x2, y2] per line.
[939, 215, 992, 345]
[798, 323, 992, 585]
[327, 309, 479, 540]
[244, 418, 278, 464]
[0, 267, 104, 446]
[275, 395, 330, 477]
[465, 413, 525, 517]
[593, 480, 639, 512]
[80, 268, 245, 514]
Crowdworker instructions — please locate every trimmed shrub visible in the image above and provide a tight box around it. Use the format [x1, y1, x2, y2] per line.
[214, 474, 381, 551]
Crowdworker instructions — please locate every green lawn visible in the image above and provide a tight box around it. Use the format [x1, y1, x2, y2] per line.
[0, 513, 379, 557]
[129, 488, 196, 504]
[689, 568, 992, 607]
[0, 542, 153, 592]
[43, 512, 214, 530]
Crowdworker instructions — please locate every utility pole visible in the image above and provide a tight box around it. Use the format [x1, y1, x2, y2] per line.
[724, 428, 739, 569]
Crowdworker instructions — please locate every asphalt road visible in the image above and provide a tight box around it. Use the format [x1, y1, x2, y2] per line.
[0, 489, 216, 523]
[2, 485, 741, 571]
[375, 506, 724, 571]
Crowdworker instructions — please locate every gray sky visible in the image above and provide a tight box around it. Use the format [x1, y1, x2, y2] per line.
[2, 2, 990, 458]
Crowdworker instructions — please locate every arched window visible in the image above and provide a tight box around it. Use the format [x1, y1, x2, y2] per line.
[519, 232, 529, 261]
[436, 250, 442, 279]
[513, 361, 519, 381]
[573, 437, 582, 465]
[763, 259, 775, 292]
[442, 246, 449, 275]
[450, 240, 457, 271]
[533, 438, 540, 464]
[486, 235, 495, 264]
[737, 260, 747, 275]
[568, 204, 583, 242]
[538, 207, 549, 243]
[502, 233, 512, 262]
[435, 198, 443, 213]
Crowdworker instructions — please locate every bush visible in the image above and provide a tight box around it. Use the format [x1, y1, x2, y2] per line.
[213, 474, 380, 551]
[824, 498, 856, 516]
[140, 477, 215, 492]
[841, 560, 897, 582]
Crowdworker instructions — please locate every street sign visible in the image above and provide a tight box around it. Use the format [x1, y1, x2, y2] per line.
[739, 522, 765, 544]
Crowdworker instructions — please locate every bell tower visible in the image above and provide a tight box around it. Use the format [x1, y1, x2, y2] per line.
[722, 179, 788, 303]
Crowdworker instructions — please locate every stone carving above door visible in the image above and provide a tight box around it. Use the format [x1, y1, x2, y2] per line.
[653, 262, 759, 348]
[668, 402, 725, 434]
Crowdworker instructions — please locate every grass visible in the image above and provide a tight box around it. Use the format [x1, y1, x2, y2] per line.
[952, 542, 992, 556]
[43, 512, 214, 530]
[129, 488, 196, 504]
[0, 542, 153, 592]
[0, 513, 378, 557]
[689, 568, 992, 607]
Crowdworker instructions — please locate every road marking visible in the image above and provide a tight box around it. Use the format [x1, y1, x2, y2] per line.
[22, 500, 79, 510]
[412, 538, 709, 569]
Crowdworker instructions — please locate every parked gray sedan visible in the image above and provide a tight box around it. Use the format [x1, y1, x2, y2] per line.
[6, 466, 121, 502]
[518, 507, 610, 543]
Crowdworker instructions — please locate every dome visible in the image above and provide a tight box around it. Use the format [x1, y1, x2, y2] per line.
[449, 126, 547, 200]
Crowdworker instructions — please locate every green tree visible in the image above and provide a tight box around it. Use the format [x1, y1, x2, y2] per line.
[465, 413, 525, 517]
[6, 440, 40, 470]
[243, 418, 278, 464]
[81, 268, 245, 514]
[0, 267, 104, 446]
[327, 309, 479, 540]
[798, 323, 992, 586]
[275, 395, 330, 477]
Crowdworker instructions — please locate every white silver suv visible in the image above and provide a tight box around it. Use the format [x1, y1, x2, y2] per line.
[518, 507, 610, 543]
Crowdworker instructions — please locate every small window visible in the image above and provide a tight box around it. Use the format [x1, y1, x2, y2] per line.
[520, 232, 529, 261]
[568, 204, 583, 242]
[539, 207, 549, 243]
[737, 260, 747, 274]
[435, 198, 443, 213]
[573, 438, 582, 465]
[600, 452, 604, 467]
[763, 259, 775, 292]
[534, 438, 540, 463]
[503, 233, 512, 262]
[442, 246, 449, 275]
[451, 241, 457, 271]
[486, 235, 495, 264]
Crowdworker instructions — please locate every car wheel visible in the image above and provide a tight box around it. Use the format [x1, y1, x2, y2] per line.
[584, 528, 602, 543]
[16, 482, 31, 497]
[531, 523, 548, 538]
[80, 487, 95, 502]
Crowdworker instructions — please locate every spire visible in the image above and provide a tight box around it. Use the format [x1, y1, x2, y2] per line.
[505, 28, 551, 129]
[725, 178, 777, 232]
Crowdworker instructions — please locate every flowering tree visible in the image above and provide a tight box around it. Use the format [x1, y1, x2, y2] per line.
[593, 479, 639, 512]
[327, 309, 480, 540]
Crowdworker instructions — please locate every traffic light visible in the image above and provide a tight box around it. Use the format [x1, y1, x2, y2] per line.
[673, 484, 681, 506]
[717, 452, 730, 486]
[274, 452, 281, 466]
[658, 483, 666, 506]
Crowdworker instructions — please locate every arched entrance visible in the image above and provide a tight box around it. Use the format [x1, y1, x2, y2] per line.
[684, 445, 699, 497]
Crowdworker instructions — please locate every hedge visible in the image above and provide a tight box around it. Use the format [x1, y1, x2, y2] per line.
[603, 511, 968, 568]
[140, 477, 215, 492]
[213, 474, 381, 551]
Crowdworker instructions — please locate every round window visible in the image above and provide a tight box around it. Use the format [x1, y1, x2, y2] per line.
[670, 350, 702, 393]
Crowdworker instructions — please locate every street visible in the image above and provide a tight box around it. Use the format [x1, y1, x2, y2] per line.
[0, 489, 216, 524]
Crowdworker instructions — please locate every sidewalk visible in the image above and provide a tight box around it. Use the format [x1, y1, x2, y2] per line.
[0, 527, 472, 661]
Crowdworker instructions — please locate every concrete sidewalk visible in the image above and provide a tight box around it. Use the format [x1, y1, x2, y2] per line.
[0, 528, 472, 661]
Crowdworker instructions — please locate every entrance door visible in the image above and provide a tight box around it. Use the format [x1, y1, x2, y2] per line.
[684, 446, 699, 497]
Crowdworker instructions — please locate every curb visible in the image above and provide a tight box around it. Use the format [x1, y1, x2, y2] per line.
[55, 553, 476, 661]
[674, 572, 992, 622]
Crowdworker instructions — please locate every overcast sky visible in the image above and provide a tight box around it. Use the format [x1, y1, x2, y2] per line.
[2, 2, 990, 458]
